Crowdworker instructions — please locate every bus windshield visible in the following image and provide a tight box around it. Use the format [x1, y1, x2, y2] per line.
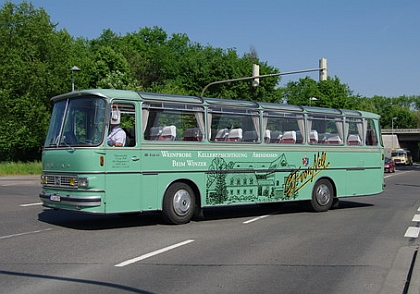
[44, 97, 107, 147]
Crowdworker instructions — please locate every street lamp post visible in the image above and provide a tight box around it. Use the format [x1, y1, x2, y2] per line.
[309, 97, 318, 106]
[391, 117, 397, 150]
[71, 66, 81, 91]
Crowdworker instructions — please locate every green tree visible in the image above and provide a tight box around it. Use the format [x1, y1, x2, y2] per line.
[96, 70, 140, 90]
[281, 76, 354, 108]
[116, 27, 280, 100]
[6, 3, 419, 163]
[0, 2, 74, 161]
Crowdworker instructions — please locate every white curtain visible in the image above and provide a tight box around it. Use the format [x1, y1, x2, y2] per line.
[251, 111, 260, 141]
[335, 119, 344, 141]
[344, 121, 349, 140]
[363, 119, 369, 145]
[297, 116, 305, 143]
[356, 121, 364, 144]
[193, 107, 205, 141]
[142, 105, 149, 133]
[306, 117, 313, 144]
[263, 115, 269, 141]
[207, 112, 212, 140]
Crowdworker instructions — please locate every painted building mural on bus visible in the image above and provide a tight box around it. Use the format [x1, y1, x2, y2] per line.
[205, 152, 330, 205]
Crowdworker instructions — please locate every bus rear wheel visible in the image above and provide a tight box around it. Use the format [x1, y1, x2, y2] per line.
[309, 179, 333, 212]
[162, 182, 196, 225]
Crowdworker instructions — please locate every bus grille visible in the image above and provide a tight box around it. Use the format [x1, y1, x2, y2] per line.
[42, 175, 78, 188]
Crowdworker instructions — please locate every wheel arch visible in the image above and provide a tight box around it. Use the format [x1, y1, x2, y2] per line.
[319, 176, 339, 209]
[307, 176, 337, 212]
[316, 176, 337, 197]
[162, 178, 202, 210]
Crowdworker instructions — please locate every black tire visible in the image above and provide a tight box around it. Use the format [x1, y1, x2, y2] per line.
[162, 182, 196, 225]
[309, 179, 333, 212]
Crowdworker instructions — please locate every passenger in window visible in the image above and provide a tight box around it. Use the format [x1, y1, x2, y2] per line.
[107, 107, 126, 147]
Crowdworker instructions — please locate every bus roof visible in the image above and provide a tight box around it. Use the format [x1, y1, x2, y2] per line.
[138, 92, 204, 104]
[51, 89, 142, 101]
[51, 89, 380, 118]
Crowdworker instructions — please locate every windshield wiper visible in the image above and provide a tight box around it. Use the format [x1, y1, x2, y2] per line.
[59, 137, 75, 152]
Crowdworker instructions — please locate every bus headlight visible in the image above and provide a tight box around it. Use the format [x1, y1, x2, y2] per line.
[78, 177, 89, 188]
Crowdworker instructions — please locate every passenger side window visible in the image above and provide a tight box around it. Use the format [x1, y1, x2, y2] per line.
[209, 108, 260, 143]
[308, 115, 344, 145]
[142, 103, 205, 142]
[346, 118, 363, 146]
[264, 112, 305, 144]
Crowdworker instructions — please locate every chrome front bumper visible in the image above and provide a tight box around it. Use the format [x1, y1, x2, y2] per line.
[39, 192, 101, 207]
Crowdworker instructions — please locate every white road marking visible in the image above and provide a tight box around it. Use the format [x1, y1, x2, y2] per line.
[384, 170, 411, 178]
[19, 202, 43, 207]
[243, 214, 270, 224]
[115, 239, 195, 267]
[404, 227, 420, 238]
[0, 228, 52, 240]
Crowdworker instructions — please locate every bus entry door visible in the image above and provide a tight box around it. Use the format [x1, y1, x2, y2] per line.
[104, 149, 141, 213]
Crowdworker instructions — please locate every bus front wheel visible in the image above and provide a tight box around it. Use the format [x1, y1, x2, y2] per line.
[309, 179, 333, 212]
[162, 182, 196, 225]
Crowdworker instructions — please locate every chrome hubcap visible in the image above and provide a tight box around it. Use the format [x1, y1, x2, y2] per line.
[173, 189, 191, 216]
[316, 184, 331, 205]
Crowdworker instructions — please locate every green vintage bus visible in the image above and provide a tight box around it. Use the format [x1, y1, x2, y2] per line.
[40, 89, 384, 224]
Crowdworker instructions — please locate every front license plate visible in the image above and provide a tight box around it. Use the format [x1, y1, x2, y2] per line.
[49, 195, 61, 202]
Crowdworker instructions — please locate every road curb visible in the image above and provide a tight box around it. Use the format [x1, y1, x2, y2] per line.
[381, 246, 416, 294]
[408, 247, 420, 294]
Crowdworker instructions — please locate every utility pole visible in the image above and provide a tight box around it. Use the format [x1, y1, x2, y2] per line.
[319, 58, 327, 81]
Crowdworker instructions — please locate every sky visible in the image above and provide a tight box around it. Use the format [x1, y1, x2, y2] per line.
[7, 0, 420, 97]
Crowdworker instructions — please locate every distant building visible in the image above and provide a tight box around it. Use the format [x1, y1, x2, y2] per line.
[382, 134, 400, 158]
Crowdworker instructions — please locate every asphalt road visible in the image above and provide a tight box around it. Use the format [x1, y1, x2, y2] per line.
[0, 166, 420, 294]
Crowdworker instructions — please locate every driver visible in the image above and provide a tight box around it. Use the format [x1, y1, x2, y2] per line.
[107, 106, 126, 147]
